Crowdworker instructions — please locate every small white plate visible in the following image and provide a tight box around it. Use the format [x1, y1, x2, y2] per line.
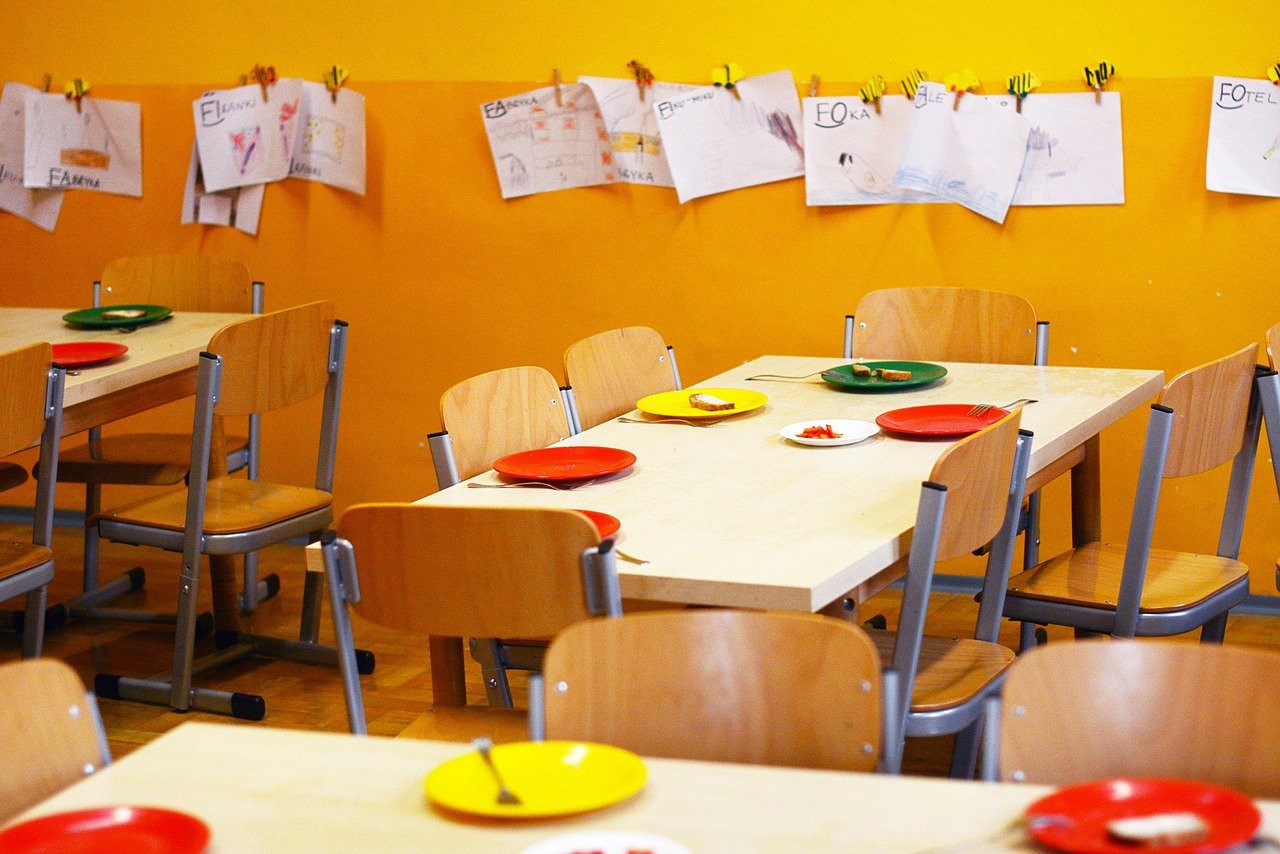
[780, 419, 880, 447]
[521, 831, 692, 854]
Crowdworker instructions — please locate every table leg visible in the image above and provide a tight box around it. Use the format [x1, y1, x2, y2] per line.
[1070, 434, 1102, 547]
[430, 636, 467, 707]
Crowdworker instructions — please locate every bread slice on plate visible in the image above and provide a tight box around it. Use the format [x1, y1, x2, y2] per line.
[1106, 812, 1210, 847]
[688, 393, 736, 412]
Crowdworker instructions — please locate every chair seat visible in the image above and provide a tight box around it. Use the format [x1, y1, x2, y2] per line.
[868, 629, 1014, 713]
[1006, 542, 1248, 613]
[57, 432, 249, 486]
[0, 540, 53, 582]
[100, 478, 331, 535]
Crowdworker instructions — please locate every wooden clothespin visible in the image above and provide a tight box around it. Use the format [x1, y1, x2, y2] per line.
[41, 73, 52, 93]
[324, 64, 349, 104]
[808, 75, 821, 97]
[1084, 61, 1114, 104]
[900, 69, 927, 101]
[944, 69, 980, 110]
[249, 64, 277, 102]
[64, 78, 90, 114]
[552, 69, 563, 107]
[1267, 63, 1280, 85]
[1006, 70, 1040, 113]
[712, 63, 745, 99]
[859, 75, 887, 114]
[628, 60, 654, 101]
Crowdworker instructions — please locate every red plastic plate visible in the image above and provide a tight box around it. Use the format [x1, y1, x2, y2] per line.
[0, 805, 211, 853]
[51, 342, 128, 368]
[493, 447, 636, 482]
[875, 404, 1009, 437]
[1027, 778, 1261, 854]
[577, 510, 621, 540]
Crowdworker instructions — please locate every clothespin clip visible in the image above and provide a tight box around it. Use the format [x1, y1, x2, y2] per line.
[859, 75, 887, 114]
[900, 69, 928, 101]
[628, 60, 654, 101]
[324, 64, 349, 104]
[1006, 70, 1040, 113]
[808, 75, 821, 97]
[64, 78, 90, 114]
[249, 65, 277, 102]
[552, 69, 563, 107]
[41, 73, 52, 93]
[944, 69, 980, 110]
[712, 63, 745, 99]
[1267, 63, 1280, 85]
[1083, 61, 1114, 104]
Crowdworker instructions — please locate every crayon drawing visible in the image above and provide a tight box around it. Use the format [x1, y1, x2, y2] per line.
[1011, 92, 1124, 206]
[193, 78, 301, 192]
[580, 77, 697, 187]
[0, 82, 63, 231]
[804, 95, 940, 206]
[1206, 75, 1280, 197]
[23, 92, 142, 197]
[287, 82, 366, 195]
[231, 127, 263, 175]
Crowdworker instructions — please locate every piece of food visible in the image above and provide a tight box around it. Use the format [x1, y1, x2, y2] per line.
[100, 308, 147, 320]
[798, 424, 842, 439]
[689, 393, 735, 412]
[1105, 812, 1210, 847]
[876, 369, 914, 382]
[850, 364, 873, 377]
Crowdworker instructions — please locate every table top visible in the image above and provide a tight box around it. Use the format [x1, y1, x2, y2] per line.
[421, 356, 1163, 612]
[15, 722, 1276, 852]
[0, 307, 247, 411]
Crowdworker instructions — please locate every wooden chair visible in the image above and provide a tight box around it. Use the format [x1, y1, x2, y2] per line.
[91, 301, 371, 720]
[320, 504, 623, 733]
[562, 326, 681, 431]
[0, 659, 110, 822]
[427, 365, 571, 488]
[981, 640, 1280, 797]
[875, 411, 1032, 776]
[1003, 344, 1259, 644]
[532, 609, 888, 772]
[0, 344, 64, 659]
[51, 255, 275, 631]
[1256, 324, 1280, 590]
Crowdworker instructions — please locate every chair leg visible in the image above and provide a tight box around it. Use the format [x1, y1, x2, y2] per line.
[168, 555, 205, 711]
[949, 720, 983, 779]
[21, 586, 47, 658]
[1022, 491, 1042, 569]
[323, 562, 368, 735]
[1019, 621, 1038, 653]
[470, 638, 515, 707]
[298, 571, 324, 643]
[1200, 612, 1229, 643]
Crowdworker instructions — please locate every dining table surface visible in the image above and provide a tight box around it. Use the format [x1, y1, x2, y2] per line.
[9, 721, 1279, 852]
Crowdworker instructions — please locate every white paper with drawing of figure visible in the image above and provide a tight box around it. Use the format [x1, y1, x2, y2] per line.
[804, 94, 941, 206]
[181, 140, 264, 235]
[481, 83, 615, 199]
[289, 82, 366, 195]
[1206, 76, 1280, 197]
[0, 83, 63, 231]
[654, 70, 804, 203]
[23, 91, 141, 197]
[1011, 92, 1124, 206]
[579, 76, 697, 187]
[893, 82, 1029, 224]
[193, 79, 303, 192]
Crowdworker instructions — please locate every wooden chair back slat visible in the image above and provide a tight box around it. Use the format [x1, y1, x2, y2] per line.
[100, 255, 253, 312]
[852, 288, 1037, 365]
[1000, 640, 1280, 797]
[563, 326, 674, 430]
[337, 504, 601, 638]
[440, 366, 571, 482]
[208, 301, 334, 416]
[0, 660, 104, 821]
[928, 410, 1022, 561]
[1157, 343, 1256, 478]
[0, 343, 51, 458]
[1266, 323, 1280, 371]
[543, 610, 882, 772]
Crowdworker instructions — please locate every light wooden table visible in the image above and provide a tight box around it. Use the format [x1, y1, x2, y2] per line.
[0, 307, 250, 628]
[10, 722, 1280, 852]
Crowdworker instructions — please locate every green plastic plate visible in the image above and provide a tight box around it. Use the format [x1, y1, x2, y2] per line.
[820, 361, 948, 392]
[62, 304, 173, 329]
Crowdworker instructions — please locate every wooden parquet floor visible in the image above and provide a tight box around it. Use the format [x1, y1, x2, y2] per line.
[2, 525, 1278, 777]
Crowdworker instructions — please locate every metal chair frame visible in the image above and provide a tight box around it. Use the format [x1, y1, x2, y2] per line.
[1254, 368, 1280, 590]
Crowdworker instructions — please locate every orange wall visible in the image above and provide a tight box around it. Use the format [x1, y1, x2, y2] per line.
[0, 8, 1278, 590]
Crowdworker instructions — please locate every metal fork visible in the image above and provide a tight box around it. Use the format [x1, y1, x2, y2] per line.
[967, 398, 1038, 417]
[467, 481, 584, 491]
[745, 371, 823, 382]
[915, 814, 1071, 853]
[617, 416, 721, 428]
[471, 737, 522, 806]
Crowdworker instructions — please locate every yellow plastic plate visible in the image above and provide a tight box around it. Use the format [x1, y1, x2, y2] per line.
[635, 387, 768, 419]
[425, 741, 647, 819]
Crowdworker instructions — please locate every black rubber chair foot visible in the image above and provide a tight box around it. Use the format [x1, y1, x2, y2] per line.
[231, 692, 266, 721]
[94, 674, 122, 700]
[213, 629, 240, 650]
[126, 567, 146, 591]
[194, 611, 215, 641]
[1035, 627, 1049, 645]
[863, 614, 888, 631]
[44, 604, 69, 632]
[356, 649, 376, 675]
[263, 573, 282, 600]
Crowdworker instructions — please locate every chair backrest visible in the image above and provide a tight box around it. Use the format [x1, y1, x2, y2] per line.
[99, 254, 253, 312]
[1157, 343, 1258, 478]
[542, 609, 882, 772]
[336, 504, 615, 638]
[0, 343, 53, 459]
[0, 659, 109, 821]
[563, 326, 675, 430]
[998, 640, 1280, 797]
[1267, 323, 1280, 371]
[928, 410, 1024, 561]
[439, 366, 570, 482]
[207, 301, 336, 417]
[851, 288, 1037, 365]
